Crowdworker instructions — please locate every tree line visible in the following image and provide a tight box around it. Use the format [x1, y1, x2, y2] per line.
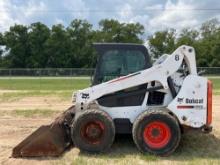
[0, 18, 219, 68]
[148, 18, 220, 67]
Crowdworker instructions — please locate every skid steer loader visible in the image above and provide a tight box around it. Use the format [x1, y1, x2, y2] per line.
[12, 43, 213, 157]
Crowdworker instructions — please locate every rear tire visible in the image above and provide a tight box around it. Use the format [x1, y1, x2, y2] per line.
[132, 109, 181, 156]
[71, 109, 115, 153]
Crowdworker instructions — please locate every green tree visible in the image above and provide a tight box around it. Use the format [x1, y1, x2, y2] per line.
[3, 24, 29, 68]
[96, 19, 144, 43]
[27, 22, 50, 68]
[67, 19, 95, 68]
[199, 19, 220, 67]
[176, 28, 199, 46]
[0, 19, 145, 68]
[148, 19, 220, 67]
[148, 29, 176, 58]
[45, 24, 71, 68]
[0, 33, 4, 66]
[176, 28, 204, 66]
[201, 18, 219, 39]
[1, 18, 220, 68]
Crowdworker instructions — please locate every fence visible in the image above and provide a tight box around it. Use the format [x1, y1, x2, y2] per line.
[197, 67, 220, 76]
[0, 67, 219, 77]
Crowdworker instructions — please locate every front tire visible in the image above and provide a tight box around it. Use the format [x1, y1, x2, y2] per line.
[132, 110, 181, 156]
[71, 109, 115, 153]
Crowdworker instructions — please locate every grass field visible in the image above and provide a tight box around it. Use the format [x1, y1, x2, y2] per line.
[0, 77, 90, 102]
[210, 78, 220, 95]
[0, 77, 220, 165]
[0, 77, 90, 90]
[0, 76, 218, 90]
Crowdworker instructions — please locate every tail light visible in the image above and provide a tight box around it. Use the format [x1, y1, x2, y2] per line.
[207, 80, 212, 125]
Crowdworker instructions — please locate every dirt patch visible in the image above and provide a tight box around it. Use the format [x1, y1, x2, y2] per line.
[0, 96, 220, 165]
[0, 96, 71, 111]
[0, 118, 51, 165]
[0, 93, 73, 164]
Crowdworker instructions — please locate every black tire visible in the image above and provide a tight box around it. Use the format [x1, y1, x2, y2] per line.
[71, 109, 115, 153]
[132, 109, 181, 156]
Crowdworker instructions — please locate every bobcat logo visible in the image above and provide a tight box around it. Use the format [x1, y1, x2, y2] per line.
[177, 97, 184, 104]
[81, 93, 90, 99]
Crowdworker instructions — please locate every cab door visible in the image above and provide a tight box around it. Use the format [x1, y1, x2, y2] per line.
[92, 43, 152, 85]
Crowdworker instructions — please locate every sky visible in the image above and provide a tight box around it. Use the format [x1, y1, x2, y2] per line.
[0, 0, 220, 36]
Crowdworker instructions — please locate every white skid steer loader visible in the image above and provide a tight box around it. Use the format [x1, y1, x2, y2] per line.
[12, 44, 212, 157]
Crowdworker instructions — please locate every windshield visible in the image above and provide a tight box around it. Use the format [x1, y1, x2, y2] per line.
[99, 50, 146, 83]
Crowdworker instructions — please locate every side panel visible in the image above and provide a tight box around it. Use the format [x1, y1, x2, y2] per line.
[167, 75, 207, 128]
[98, 89, 172, 123]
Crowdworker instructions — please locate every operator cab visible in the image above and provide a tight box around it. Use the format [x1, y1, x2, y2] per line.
[92, 43, 152, 134]
[92, 43, 152, 85]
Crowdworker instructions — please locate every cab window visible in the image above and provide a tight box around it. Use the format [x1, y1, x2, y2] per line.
[99, 50, 145, 83]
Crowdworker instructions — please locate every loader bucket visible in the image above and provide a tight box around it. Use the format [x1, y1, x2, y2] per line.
[12, 105, 75, 158]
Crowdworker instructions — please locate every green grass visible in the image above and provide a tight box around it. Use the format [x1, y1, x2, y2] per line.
[210, 78, 220, 89]
[55, 132, 220, 165]
[209, 78, 220, 95]
[0, 77, 217, 92]
[0, 78, 90, 90]
[0, 77, 90, 101]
